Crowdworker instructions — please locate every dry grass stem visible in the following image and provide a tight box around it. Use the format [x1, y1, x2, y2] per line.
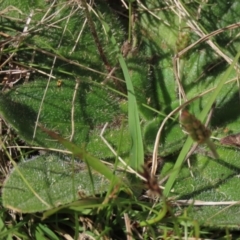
[151, 96, 200, 176]
[124, 213, 132, 240]
[33, 7, 73, 138]
[70, 79, 80, 141]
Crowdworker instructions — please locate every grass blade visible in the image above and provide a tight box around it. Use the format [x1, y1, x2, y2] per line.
[38, 124, 123, 186]
[98, 15, 144, 171]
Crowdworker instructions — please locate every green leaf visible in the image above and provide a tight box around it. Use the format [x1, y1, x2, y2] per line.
[2, 0, 240, 228]
[2, 154, 111, 213]
[38, 124, 124, 186]
[98, 15, 144, 171]
[166, 146, 240, 227]
[36, 224, 59, 240]
[163, 51, 240, 197]
[0, 0, 130, 159]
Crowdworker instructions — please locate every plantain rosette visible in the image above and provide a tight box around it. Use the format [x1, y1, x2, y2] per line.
[0, 0, 143, 212]
[2, 0, 240, 224]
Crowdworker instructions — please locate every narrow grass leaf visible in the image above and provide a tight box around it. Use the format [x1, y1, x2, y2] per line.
[98, 15, 144, 171]
[118, 55, 144, 171]
[42, 198, 103, 219]
[38, 124, 123, 186]
[37, 224, 59, 240]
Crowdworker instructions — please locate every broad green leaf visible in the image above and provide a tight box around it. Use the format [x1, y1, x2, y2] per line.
[0, 79, 131, 159]
[2, 154, 111, 213]
[0, 1, 132, 159]
[163, 146, 240, 227]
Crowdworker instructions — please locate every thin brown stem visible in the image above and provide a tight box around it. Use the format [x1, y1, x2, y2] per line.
[81, 0, 111, 72]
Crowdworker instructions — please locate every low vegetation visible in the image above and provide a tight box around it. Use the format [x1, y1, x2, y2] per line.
[1, 0, 240, 239]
